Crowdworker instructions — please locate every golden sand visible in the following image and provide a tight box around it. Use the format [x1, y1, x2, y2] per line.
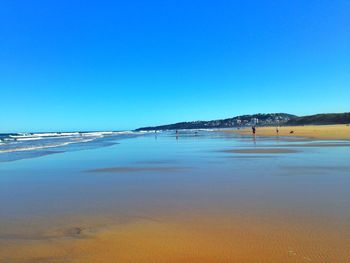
[224, 124, 350, 140]
[1, 215, 349, 263]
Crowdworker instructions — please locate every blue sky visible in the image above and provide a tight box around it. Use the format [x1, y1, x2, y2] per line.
[1, 0, 349, 132]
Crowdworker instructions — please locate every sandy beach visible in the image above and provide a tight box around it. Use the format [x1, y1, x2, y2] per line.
[1, 214, 350, 263]
[223, 124, 350, 140]
[1, 131, 350, 263]
[2, 0, 349, 261]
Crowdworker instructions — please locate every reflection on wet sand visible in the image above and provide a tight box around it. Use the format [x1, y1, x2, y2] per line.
[222, 148, 299, 154]
[0, 150, 64, 163]
[224, 155, 275, 159]
[275, 143, 350, 148]
[1, 132, 350, 263]
[279, 165, 350, 175]
[87, 166, 190, 173]
[134, 160, 176, 165]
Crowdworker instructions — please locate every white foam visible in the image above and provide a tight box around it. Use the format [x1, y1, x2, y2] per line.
[0, 138, 96, 153]
[10, 132, 82, 139]
[16, 137, 43, 141]
[0, 130, 141, 154]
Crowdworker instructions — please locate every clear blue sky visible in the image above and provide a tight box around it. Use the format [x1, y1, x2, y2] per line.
[1, 1, 349, 132]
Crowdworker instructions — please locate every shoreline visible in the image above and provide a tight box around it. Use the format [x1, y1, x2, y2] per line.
[1, 126, 350, 262]
[221, 124, 350, 140]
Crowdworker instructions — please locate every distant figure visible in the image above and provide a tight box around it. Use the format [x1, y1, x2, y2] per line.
[176, 130, 179, 135]
[252, 126, 256, 135]
[276, 126, 279, 134]
[289, 130, 294, 134]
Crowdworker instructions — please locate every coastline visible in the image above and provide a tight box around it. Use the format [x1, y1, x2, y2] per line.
[221, 124, 350, 140]
[1, 128, 350, 262]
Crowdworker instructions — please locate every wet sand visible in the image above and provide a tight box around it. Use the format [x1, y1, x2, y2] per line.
[87, 166, 190, 173]
[225, 155, 275, 158]
[279, 165, 350, 175]
[1, 214, 349, 263]
[222, 148, 299, 154]
[225, 124, 350, 140]
[274, 143, 350, 147]
[1, 132, 350, 263]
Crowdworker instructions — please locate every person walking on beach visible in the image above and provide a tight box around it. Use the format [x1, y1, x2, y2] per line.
[252, 126, 256, 136]
[276, 126, 279, 135]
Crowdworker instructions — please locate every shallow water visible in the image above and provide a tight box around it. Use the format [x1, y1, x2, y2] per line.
[0, 131, 349, 262]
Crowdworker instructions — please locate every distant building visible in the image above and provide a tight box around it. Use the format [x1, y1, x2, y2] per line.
[251, 118, 258, 125]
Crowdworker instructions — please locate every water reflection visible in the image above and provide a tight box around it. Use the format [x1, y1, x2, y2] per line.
[0, 131, 349, 262]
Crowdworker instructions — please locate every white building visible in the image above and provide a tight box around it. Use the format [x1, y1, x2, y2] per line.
[251, 118, 258, 125]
